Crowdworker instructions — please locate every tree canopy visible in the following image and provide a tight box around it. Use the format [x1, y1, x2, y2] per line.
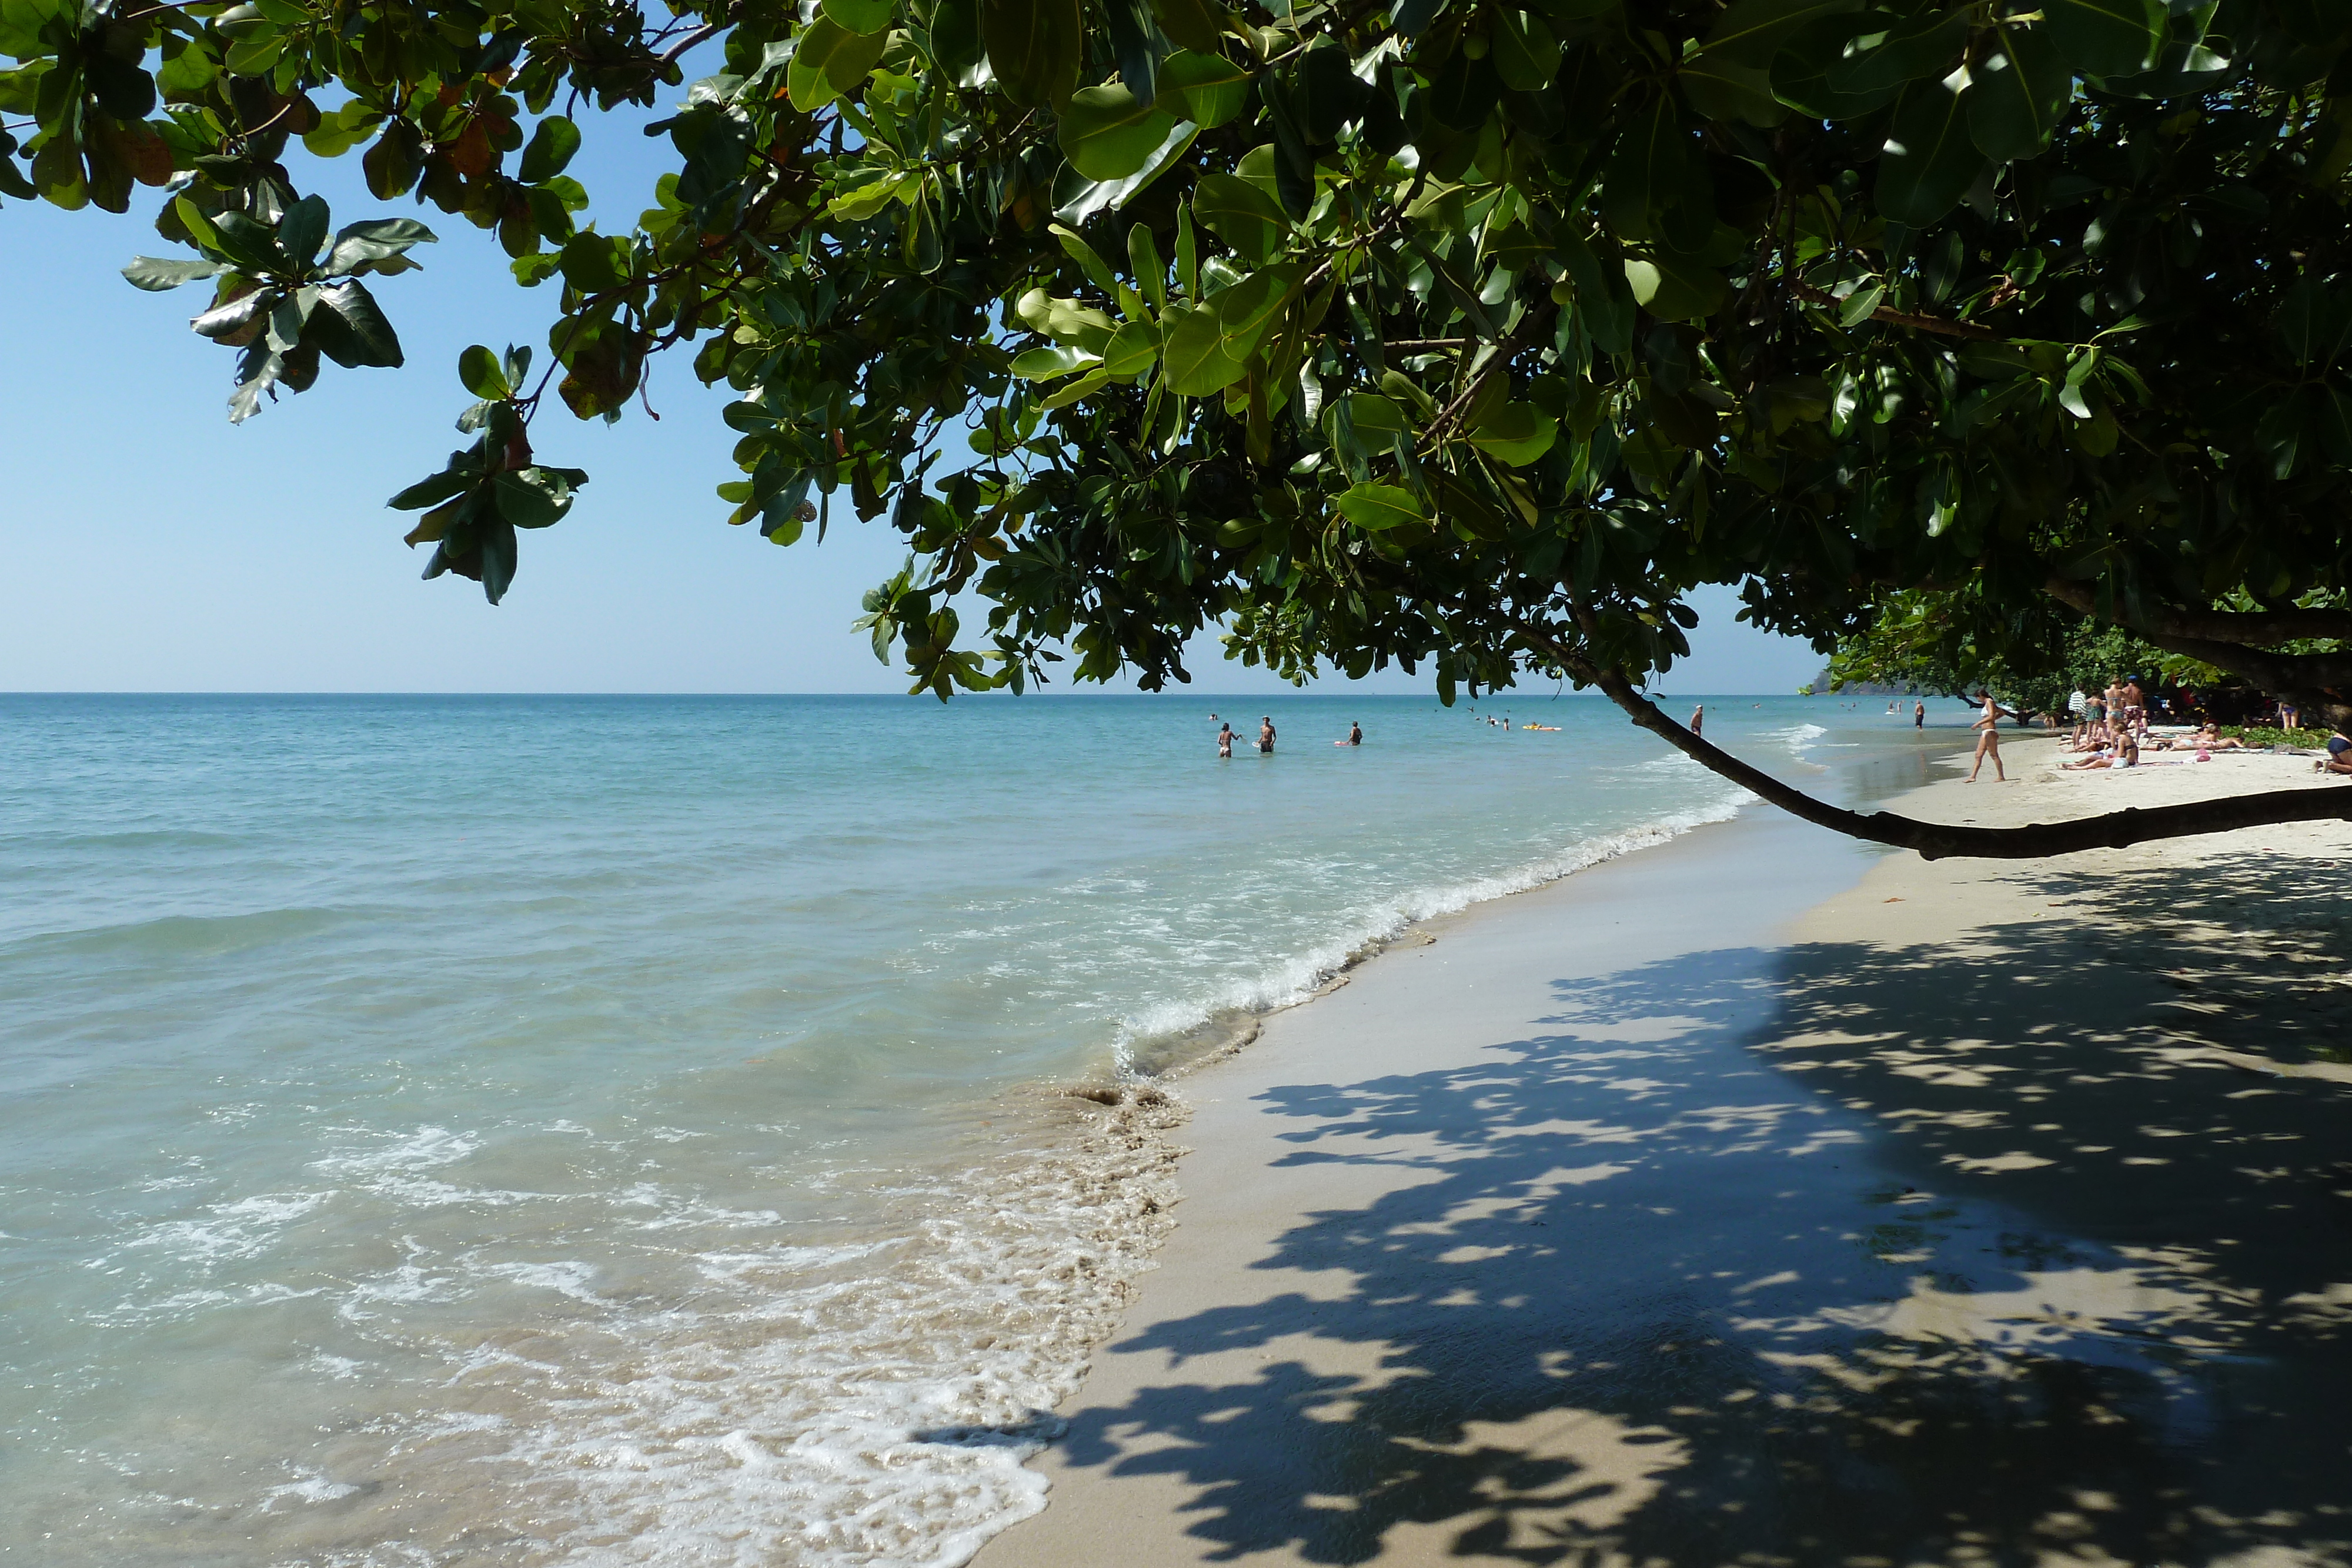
[6, 0, 2350, 853]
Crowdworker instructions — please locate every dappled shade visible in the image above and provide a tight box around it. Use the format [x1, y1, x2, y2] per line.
[1005, 862, 2352, 1565]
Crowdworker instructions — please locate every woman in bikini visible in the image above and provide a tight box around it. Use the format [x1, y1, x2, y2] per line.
[1966, 691, 2015, 782]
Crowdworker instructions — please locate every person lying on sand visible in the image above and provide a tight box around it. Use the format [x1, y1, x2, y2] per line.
[2063, 735, 2140, 770]
[2186, 723, 2252, 751]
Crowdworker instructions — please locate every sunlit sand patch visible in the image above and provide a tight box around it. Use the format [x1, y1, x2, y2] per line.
[1376, 1406, 1690, 1564]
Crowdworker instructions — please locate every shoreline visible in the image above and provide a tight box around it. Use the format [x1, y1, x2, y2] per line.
[975, 738, 2352, 1567]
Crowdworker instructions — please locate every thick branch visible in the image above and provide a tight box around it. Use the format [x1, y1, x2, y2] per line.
[2044, 577, 2352, 649]
[1516, 619, 2352, 861]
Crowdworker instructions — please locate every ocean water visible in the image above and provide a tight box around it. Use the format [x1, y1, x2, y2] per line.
[0, 692, 1909, 1566]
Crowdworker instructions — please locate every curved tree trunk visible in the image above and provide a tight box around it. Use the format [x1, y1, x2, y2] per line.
[1524, 618, 2352, 860]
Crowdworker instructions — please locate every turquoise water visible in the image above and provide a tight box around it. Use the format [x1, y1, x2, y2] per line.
[0, 693, 1888, 1565]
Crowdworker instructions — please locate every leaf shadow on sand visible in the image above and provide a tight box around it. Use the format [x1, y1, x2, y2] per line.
[1017, 855, 2352, 1566]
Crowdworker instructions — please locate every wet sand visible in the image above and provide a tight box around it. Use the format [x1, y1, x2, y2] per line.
[975, 738, 2352, 1567]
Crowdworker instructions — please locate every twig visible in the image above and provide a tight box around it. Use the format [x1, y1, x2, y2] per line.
[1793, 280, 1994, 341]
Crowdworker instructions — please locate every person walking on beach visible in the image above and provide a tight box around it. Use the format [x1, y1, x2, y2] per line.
[1258, 716, 1275, 754]
[2122, 676, 2146, 738]
[1913, 700, 1925, 730]
[1689, 704, 1704, 738]
[1217, 721, 1234, 758]
[1967, 690, 2015, 782]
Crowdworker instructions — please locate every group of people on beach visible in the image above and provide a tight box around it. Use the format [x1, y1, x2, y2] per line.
[2042, 674, 2352, 774]
[1214, 714, 1358, 757]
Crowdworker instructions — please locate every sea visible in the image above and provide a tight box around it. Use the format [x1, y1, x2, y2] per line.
[0, 691, 1937, 1566]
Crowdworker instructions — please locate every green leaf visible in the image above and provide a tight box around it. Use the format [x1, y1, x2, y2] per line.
[980, 0, 1084, 108]
[459, 343, 511, 399]
[1347, 391, 1411, 435]
[1058, 83, 1179, 182]
[560, 231, 627, 292]
[1130, 223, 1167, 309]
[1051, 119, 1198, 223]
[1212, 263, 1301, 360]
[1039, 366, 1113, 409]
[1148, 0, 1224, 53]
[1336, 482, 1426, 530]
[1048, 223, 1120, 297]
[1621, 252, 1727, 321]
[1827, 7, 1968, 98]
[278, 195, 330, 269]
[519, 115, 580, 183]
[1156, 49, 1250, 128]
[828, 169, 913, 221]
[1491, 11, 1562, 93]
[326, 218, 437, 276]
[306, 280, 404, 369]
[1010, 342, 1102, 379]
[1602, 98, 1711, 252]
[191, 289, 273, 343]
[1466, 404, 1559, 466]
[1770, 12, 1909, 119]
[2041, 0, 2163, 78]
[789, 16, 891, 111]
[207, 212, 288, 272]
[122, 256, 225, 291]
[492, 467, 578, 529]
[1102, 317, 1161, 376]
[1102, 0, 1162, 102]
[1014, 287, 1118, 352]
[1876, 71, 1984, 227]
[1160, 300, 1249, 394]
[388, 462, 477, 510]
[1967, 24, 2072, 163]
[823, 0, 895, 31]
[1192, 169, 1288, 263]
[1679, 55, 1786, 126]
[1702, 0, 1863, 69]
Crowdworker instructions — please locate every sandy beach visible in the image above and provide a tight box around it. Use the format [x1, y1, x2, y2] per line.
[978, 736, 2352, 1567]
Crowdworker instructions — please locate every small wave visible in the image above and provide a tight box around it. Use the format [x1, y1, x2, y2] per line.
[1112, 790, 1752, 1062]
[117, 1191, 329, 1267]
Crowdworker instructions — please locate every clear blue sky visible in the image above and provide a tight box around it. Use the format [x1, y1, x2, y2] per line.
[0, 111, 1824, 696]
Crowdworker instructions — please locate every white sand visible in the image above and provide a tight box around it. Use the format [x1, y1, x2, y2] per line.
[975, 740, 2352, 1567]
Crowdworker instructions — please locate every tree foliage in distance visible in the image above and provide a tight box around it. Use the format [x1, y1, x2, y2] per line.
[1831, 590, 2195, 721]
[7, 0, 2352, 854]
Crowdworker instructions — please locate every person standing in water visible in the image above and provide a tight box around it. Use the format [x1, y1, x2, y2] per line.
[1967, 690, 2016, 782]
[1217, 721, 1234, 758]
[1258, 716, 1275, 754]
[1346, 721, 1362, 746]
[1689, 704, 1704, 738]
[1914, 700, 1925, 730]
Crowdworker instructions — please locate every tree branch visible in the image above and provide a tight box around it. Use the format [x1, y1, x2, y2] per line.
[2043, 577, 2352, 648]
[1514, 615, 2352, 861]
[1793, 281, 1994, 340]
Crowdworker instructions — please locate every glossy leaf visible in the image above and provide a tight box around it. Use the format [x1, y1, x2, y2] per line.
[1466, 404, 1559, 466]
[980, 0, 1084, 108]
[122, 256, 225, 291]
[1058, 83, 1178, 181]
[1335, 482, 1426, 530]
[1160, 300, 1248, 394]
[520, 116, 580, 183]
[1877, 71, 1984, 226]
[1192, 169, 1288, 263]
[1967, 25, 2073, 162]
[2042, 0, 2164, 78]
